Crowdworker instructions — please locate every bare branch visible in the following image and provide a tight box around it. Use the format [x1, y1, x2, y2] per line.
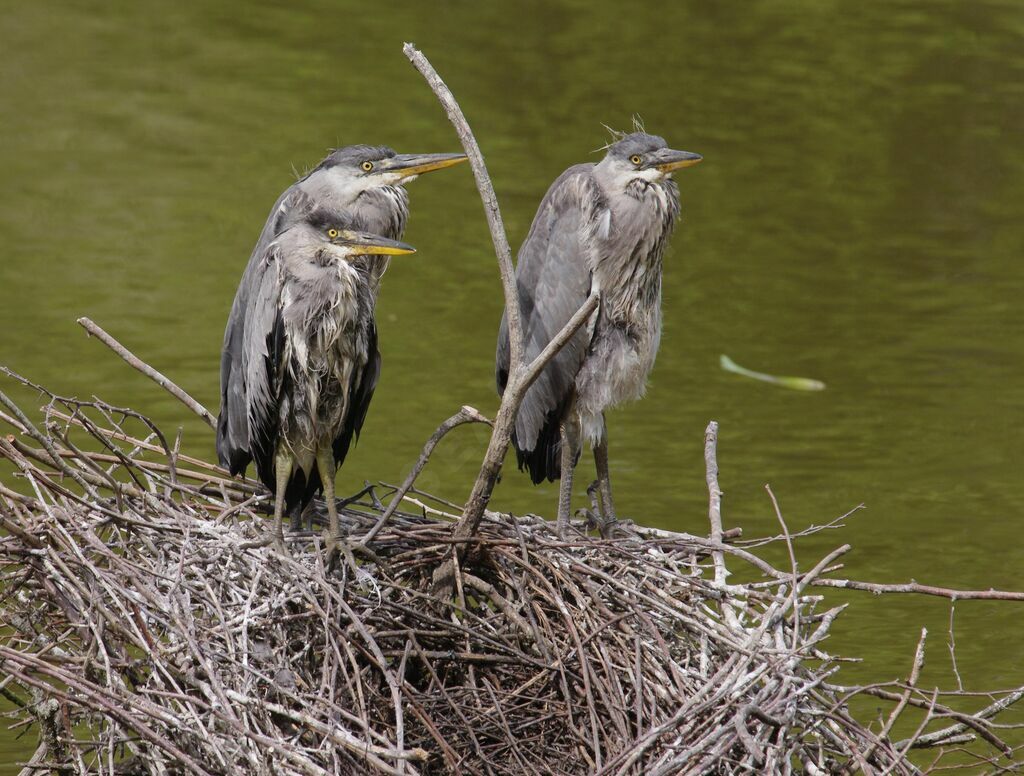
[402, 43, 522, 372]
[515, 291, 600, 397]
[809, 577, 1024, 601]
[360, 405, 491, 545]
[705, 421, 726, 585]
[77, 317, 215, 429]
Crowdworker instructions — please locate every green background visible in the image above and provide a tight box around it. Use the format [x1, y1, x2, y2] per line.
[2, 0, 1023, 769]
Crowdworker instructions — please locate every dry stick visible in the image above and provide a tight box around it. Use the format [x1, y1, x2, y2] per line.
[401, 44, 521, 369]
[403, 42, 601, 541]
[705, 421, 726, 586]
[766, 484, 800, 650]
[705, 421, 742, 632]
[360, 405, 491, 545]
[894, 684, 1024, 753]
[850, 628, 928, 775]
[948, 605, 964, 692]
[808, 577, 1024, 602]
[449, 290, 598, 544]
[77, 317, 216, 429]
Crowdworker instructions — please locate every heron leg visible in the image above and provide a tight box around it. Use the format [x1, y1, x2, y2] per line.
[288, 501, 305, 533]
[316, 447, 342, 542]
[316, 447, 360, 574]
[271, 448, 292, 553]
[594, 415, 618, 535]
[557, 423, 575, 538]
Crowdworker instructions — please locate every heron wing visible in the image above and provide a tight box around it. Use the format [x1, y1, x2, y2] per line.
[217, 186, 316, 474]
[239, 243, 286, 491]
[499, 166, 597, 465]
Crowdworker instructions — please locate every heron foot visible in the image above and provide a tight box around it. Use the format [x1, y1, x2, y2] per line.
[585, 479, 623, 537]
[598, 516, 634, 540]
[322, 530, 375, 585]
[574, 507, 630, 539]
[269, 532, 290, 556]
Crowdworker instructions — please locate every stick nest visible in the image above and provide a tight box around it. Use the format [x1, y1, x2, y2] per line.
[1, 386, 1022, 775]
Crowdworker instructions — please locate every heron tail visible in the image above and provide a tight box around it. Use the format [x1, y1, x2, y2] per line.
[512, 410, 578, 485]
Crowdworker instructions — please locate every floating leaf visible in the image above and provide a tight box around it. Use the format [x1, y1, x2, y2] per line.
[720, 354, 826, 391]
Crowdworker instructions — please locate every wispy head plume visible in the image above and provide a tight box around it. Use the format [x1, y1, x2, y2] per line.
[593, 116, 648, 153]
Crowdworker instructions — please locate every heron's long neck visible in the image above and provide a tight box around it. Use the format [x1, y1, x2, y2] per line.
[351, 186, 409, 239]
[280, 248, 368, 336]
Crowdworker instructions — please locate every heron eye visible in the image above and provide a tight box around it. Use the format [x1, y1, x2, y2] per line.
[630, 154, 643, 165]
[327, 228, 339, 238]
[361, 161, 374, 172]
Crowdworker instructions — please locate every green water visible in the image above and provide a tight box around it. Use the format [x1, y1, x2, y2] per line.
[3, 0, 1024, 769]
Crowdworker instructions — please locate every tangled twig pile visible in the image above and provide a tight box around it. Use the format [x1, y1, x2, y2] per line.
[2, 375, 1023, 775]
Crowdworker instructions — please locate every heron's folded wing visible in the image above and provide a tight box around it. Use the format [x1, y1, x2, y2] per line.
[512, 167, 596, 451]
[240, 245, 286, 490]
[217, 186, 315, 473]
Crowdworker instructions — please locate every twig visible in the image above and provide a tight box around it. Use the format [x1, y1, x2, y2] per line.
[402, 43, 522, 371]
[948, 604, 964, 692]
[852, 628, 928, 774]
[705, 421, 726, 587]
[808, 577, 1024, 602]
[76, 317, 215, 429]
[403, 43, 601, 541]
[360, 405, 490, 545]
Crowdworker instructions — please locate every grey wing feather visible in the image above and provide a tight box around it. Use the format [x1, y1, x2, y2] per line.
[500, 166, 597, 452]
[217, 186, 315, 473]
[241, 243, 286, 489]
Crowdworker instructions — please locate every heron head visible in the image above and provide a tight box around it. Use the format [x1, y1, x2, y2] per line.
[599, 132, 702, 188]
[312, 144, 467, 199]
[303, 209, 416, 258]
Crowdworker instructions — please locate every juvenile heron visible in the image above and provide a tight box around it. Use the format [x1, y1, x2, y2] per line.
[218, 145, 465, 483]
[496, 131, 702, 533]
[233, 205, 415, 550]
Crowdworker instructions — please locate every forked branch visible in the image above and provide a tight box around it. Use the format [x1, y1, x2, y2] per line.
[404, 44, 600, 540]
[77, 317, 216, 430]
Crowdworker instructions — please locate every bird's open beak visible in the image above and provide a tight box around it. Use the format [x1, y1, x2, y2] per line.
[651, 148, 703, 173]
[336, 231, 417, 256]
[382, 152, 468, 179]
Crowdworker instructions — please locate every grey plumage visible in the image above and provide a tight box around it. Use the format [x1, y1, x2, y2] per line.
[496, 131, 701, 529]
[217, 145, 465, 480]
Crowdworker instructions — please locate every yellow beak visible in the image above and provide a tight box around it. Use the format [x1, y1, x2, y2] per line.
[336, 231, 416, 255]
[652, 149, 703, 173]
[384, 152, 469, 179]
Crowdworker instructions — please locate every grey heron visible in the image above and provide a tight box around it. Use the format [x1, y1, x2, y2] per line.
[218, 144, 465, 527]
[496, 131, 702, 534]
[227, 204, 415, 551]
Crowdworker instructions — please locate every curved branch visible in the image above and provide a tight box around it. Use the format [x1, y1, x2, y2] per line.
[77, 317, 215, 430]
[403, 43, 522, 372]
[359, 405, 492, 545]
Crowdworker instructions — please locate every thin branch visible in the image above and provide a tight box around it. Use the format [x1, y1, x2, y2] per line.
[77, 317, 215, 429]
[451, 289, 600, 542]
[705, 421, 726, 587]
[809, 577, 1024, 602]
[515, 292, 600, 394]
[403, 43, 603, 542]
[359, 405, 491, 545]
[402, 43, 522, 372]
